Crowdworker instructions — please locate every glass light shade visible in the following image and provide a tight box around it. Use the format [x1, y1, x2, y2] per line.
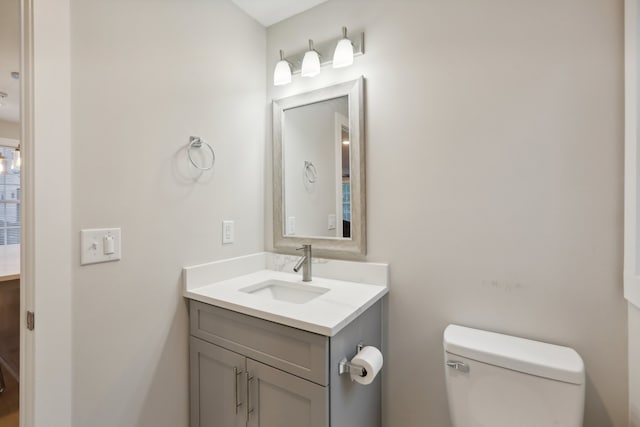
[333, 38, 354, 68]
[273, 60, 292, 86]
[301, 50, 321, 77]
[13, 149, 20, 169]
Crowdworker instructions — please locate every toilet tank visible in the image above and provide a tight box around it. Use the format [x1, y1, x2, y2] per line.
[443, 325, 585, 427]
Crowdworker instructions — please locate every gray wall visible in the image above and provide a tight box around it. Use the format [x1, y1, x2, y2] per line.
[630, 303, 639, 426]
[284, 99, 347, 237]
[70, 1, 266, 426]
[0, 120, 19, 140]
[267, 0, 628, 425]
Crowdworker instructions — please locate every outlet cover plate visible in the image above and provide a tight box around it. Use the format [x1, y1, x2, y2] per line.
[222, 220, 234, 244]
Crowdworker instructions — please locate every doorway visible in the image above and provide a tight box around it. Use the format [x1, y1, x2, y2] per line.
[0, 0, 22, 426]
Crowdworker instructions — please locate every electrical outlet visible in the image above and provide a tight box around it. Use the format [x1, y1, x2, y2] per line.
[328, 214, 336, 230]
[287, 216, 296, 235]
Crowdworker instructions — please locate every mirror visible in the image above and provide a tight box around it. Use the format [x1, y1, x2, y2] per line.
[273, 78, 365, 257]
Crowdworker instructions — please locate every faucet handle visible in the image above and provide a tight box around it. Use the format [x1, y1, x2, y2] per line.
[296, 244, 311, 251]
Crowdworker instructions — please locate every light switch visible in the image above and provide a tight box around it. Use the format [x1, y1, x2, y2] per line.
[103, 235, 115, 254]
[223, 220, 234, 244]
[81, 228, 121, 265]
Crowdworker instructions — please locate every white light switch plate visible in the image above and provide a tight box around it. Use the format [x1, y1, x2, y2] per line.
[80, 228, 122, 265]
[287, 217, 296, 235]
[222, 220, 234, 244]
[328, 214, 336, 230]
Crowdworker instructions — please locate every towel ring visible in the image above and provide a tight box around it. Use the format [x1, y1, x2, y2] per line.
[304, 161, 317, 184]
[188, 136, 215, 171]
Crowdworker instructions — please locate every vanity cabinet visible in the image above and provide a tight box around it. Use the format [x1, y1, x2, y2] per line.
[189, 300, 382, 427]
[190, 338, 246, 427]
[190, 337, 326, 427]
[245, 358, 327, 427]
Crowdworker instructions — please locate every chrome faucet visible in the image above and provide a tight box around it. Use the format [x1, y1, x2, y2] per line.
[293, 244, 312, 282]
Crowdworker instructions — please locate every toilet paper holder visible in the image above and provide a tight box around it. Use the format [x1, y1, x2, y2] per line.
[339, 342, 367, 377]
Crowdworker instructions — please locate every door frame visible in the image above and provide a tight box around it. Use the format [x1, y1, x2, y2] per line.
[334, 112, 348, 238]
[19, 0, 35, 424]
[19, 0, 74, 426]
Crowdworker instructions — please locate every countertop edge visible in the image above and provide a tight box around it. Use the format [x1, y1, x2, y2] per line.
[184, 286, 388, 337]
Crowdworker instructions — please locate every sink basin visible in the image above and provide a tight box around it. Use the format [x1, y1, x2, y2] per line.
[240, 280, 329, 304]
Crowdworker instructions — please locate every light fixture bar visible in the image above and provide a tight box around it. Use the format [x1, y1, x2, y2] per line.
[282, 31, 364, 74]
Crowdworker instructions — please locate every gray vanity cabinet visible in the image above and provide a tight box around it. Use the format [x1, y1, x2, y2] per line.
[246, 359, 327, 427]
[190, 337, 246, 427]
[189, 299, 382, 427]
[190, 336, 326, 427]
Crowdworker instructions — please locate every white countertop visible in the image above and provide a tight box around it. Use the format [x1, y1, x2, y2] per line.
[183, 253, 389, 336]
[0, 244, 20, 283]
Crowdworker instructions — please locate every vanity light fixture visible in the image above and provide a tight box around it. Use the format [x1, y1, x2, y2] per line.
[274, 29, 364, 86]
[301, 40, 321, 78]
[12, 145, 20, 170]
[273, 50, 292, 86]
[332, 27, 354, 68]
[0, 152, 7, 174]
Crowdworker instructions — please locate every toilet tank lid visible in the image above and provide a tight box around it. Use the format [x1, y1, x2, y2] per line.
[443, 325, 585, 385]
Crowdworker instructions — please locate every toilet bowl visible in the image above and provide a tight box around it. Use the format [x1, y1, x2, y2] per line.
[443, 324, 585, 427]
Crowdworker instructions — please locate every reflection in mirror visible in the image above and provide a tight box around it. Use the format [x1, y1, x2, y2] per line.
[273, 77, 365, 257]
[283, 95, 351, 239]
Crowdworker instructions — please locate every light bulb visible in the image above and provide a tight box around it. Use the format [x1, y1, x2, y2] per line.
[301, 40, 321, 78]
[333, 27, 354, 68]
[273, 50, 292, 86]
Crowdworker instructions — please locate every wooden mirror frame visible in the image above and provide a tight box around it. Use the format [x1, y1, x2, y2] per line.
[273, 77, 366, 258]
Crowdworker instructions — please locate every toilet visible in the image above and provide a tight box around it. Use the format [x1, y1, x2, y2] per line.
[443, 324, 585, 427]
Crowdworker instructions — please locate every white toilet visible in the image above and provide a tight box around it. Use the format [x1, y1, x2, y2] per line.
[443, 324, 585, 427]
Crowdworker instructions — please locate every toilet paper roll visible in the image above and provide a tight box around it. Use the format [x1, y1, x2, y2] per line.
[350, 346, 383, 385]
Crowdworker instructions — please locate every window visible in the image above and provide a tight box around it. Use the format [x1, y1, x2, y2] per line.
[342, 182, 351, 222]
[0, 147, 20, 245]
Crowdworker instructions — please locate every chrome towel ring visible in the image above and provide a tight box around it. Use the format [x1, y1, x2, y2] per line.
[304, 161, 317, 184]
[188, 136, 215, 171]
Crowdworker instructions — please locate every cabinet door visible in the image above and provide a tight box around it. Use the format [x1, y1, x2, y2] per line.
[246, 359, 328, 427]
[190, 337, 246, 427]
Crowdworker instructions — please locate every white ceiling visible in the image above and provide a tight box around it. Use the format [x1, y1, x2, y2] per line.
[230, 0, 328, 27]
[0, 0, 20, 123]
